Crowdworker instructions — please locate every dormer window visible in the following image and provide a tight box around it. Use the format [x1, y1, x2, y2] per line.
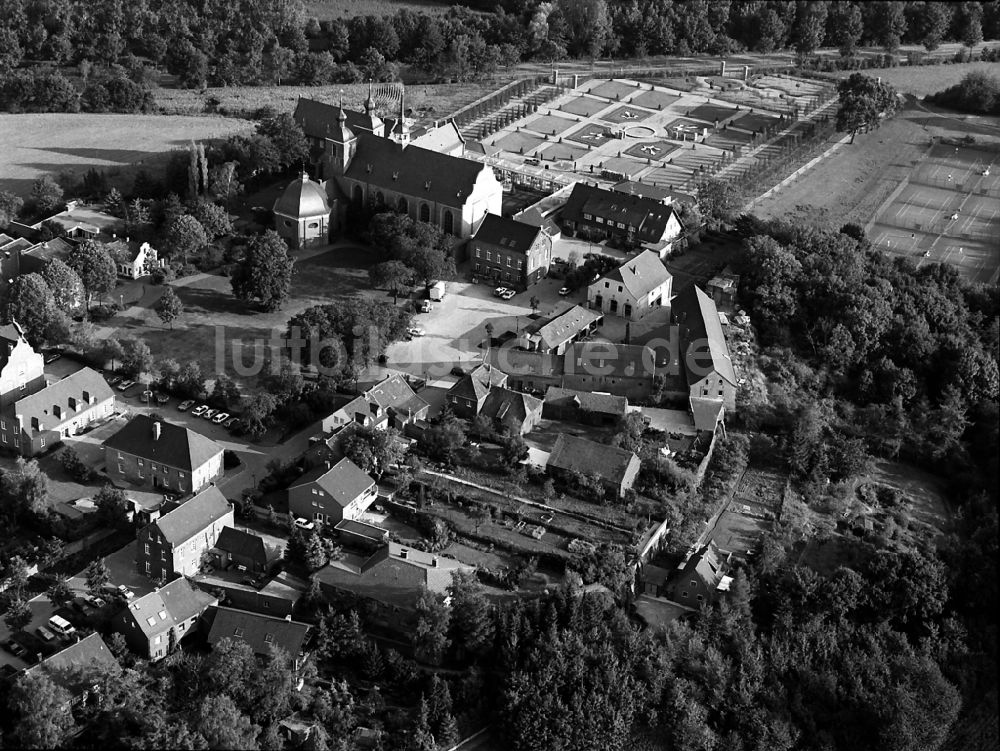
[392, 171, 399, 180]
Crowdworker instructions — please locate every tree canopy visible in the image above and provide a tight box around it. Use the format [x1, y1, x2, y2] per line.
[836, 73, 899, 142]
[231, 230, 295, 311]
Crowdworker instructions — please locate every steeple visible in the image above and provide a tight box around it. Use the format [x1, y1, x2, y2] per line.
[358, 79, 384, 137]
[396, 84, 410, 145]
[365, 80, 375, 115]
[327, 90, 357, 176]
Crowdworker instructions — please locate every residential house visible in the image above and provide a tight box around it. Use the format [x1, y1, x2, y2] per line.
[491, 349, 562, 395]
[294, 93, 501, 239]
[288, 457, 377, 526]
[315, 543, 474, 629]
[27, 201, 119, 239]
[562, 342, 657, 401]
[26, 633, 120, 704]
[478, 387, 543, 436]
[672, 286, 737, 413]
[546, 434, 641, 499]
[136, 486, 233, 580]
[559, 182, 683, 252]
[667, 542, 731, 606]
[469, 213, 552, 290]
[115, 577, 218, 661]
[194, 570, 307, 619]
[207, 606, 312, 674]
[210, 527, 268, 575]
[105, 239, 163, 279]
[445, 363, 507, 419]
[518, 305, 603, 355]
[321, 374, 429, 434]
[0, 322, 47, 409]
[1, 360, 114, 457]
[103, 415, 224, 493]
[587, 250, 672, 320]
[542, 387, 629, 425]
[14, 237, 76, 276]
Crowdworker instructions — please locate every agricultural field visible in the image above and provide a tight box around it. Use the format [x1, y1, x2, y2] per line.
[302, 0, 453, 20]
[826, 60, 1000, 97]
[153, 81, 494, 123]
[0, 113, 252, 197]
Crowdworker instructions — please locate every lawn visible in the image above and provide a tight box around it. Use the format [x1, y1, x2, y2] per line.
[153, 81, 494, 123]
[0, 113, 252, 197]
[826, 61, 1000, 97]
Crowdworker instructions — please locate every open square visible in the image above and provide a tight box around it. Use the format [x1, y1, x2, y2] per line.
[686, 102, 740, 124]
[559, 95, 610, 118]
[524, 112, 578, 136]
[630, 89, 682, 110]
[494, 130, 546, 154]
[586, 80, 642, 101]
[600, 104, 652, 124]
[565, 124, 615, 146]
[624, 141, 679, 161]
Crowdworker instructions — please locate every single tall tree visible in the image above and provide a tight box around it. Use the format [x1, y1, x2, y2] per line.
[67, 239, 117, 310]
[836, 73, 899, 143]
[155, 286, 183, 328]
[7, 273, 57, 344]
[85, 557, 111, 597]
[231, 230, 294, 311]
[164, 214, 208, 263]
[42, 258, 85, 313]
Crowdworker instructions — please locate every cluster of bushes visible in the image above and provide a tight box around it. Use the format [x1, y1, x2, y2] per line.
[927, 70, 1000, 114]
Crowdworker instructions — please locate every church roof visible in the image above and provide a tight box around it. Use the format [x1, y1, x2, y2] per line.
[345, 133, 487, 208]
[273, 172, 331, 219]
[294, 98, 363, 141]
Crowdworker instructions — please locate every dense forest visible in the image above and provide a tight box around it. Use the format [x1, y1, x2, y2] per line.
[1, 1, 999, 112]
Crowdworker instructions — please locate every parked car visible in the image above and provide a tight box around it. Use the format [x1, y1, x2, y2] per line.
[178, 400, 195, 411]
[36, 626, 56, 641]
[202, 408, 218, 420]
[294, 517, 315, 531]
[117, 379, 136, 391]
[406, 326, 425, 337]
[155, 392, 170, 404]
[225, 417, 241, 431]
[117, 585, 134, 600]
[493, 286, 509, 298]
[212, 412, 230, 424]
[106, 374, 121, 386]
[84, 594, 106, 609]
[44, 352, 62, 364]
[191, 404, 209, 417]
[419, 300, 434, 313]
[4, 639, 26, 657]
[558, 286, 572, 296]
[500, 289, 516, 300]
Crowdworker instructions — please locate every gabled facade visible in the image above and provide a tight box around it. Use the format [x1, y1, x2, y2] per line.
[103, 415, 224, 493]
[469, 213, 552, 290]
[288, 457, 377, 526]
[212, 526, 268, 574]
[322, 374, 429, 434]
[445, 364, 508, 419]
[136, 486, 233, 580]
[0, 322, 46, 409]
[106, 239, 163, 279]
[519, 305, 603, 355]
[587, 250, 672, 320]
[115, 577, 218, 661]
[479, 387, 543, 436]
[207, 606, 312, 675]
[668, 542, 730, 606]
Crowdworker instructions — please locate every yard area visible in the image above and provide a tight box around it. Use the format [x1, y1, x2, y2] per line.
[0, 112, 252, 197]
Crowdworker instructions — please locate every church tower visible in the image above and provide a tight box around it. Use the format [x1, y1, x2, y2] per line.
[392, 85, 411, 146]
[357, 80, 385, 137]
[325, 94, 357, 176]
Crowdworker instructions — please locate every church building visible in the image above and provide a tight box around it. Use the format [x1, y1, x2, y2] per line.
[279, 86, 502, 245]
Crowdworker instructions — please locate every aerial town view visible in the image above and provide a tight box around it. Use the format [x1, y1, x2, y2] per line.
[0, 1, 998, 749]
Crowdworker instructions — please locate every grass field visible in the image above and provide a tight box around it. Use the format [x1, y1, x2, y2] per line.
[302, 0, 453, 19]
[0, 113, 252, 196]
[154, 81, 494, 123]
[827, 61, 1000, 97]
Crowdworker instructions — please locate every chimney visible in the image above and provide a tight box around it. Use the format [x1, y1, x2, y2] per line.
[399, 549, 407, 559]
[324, 460, 331, 470]
[285, 614, 292, 622]
[152, 421, 161, 441]
[432, 556, 439, 567]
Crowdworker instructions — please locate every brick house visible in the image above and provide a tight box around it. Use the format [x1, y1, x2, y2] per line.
[288, 457, 377, 526]
[559, 182, 683, 251]
[469, 213, 552, 290]
[136, 486, 233, 580]
[102, 415, 224, 494]
[673, 286, 737, 414]
[667, 542, 731, 606]
[546, 434, 641, 499]
[478, 387, 543, 436]
[322, 374, 429, 435]
[587, 250, 672, 320]
[115, 577, 218, 661]
[445, 364, 508, 419]
[211, 527, 268, 575]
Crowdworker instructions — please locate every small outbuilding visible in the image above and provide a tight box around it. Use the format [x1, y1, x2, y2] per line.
[273, 171, 330, 249]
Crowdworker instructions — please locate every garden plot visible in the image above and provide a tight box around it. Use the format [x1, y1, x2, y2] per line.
[624, 141, 680, 161]
[494, 130, 546, 154]
[524, 112, 579, 136]
[630, 89, 683, 110]
[559, 95, 611, 118]
[585, 79, 642, 101]
[601, 104, 654, 124]
[686, 102, 741, 125]
[565, 123, 616, 146]
[734, 469, 786, 515]
[731, 110, 782, 133]
[538, 142, 590, 162]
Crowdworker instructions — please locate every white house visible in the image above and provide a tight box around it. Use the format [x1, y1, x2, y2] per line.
[588, 250, 673, 320]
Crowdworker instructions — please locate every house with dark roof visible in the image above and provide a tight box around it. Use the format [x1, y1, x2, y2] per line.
[315, 542, 474, 631]
[479, 387, 543, 436]
[321, 373, 429, 434]
[559, 183, 683, 251]
[16, 237, 77, 276]
[103, 415, 224, 493]
[207, 606, 312, 674]
[519, 305, 603, 355]
[546, 434, 641, 498]
[611, 180, 673, 203]
[115, 577, 218, 661]
[445, 363, 508, 419]
[26, 633, 120, 704]
[194, 569, 307, 619]
[1, 366, 114, 456]
[667, 542, 731, 606]
[136, 485, 233, 580]
[587, 250, 672, 320]
[673, 286, 737, 413]
[211, 526, 268, 574]
[562, 342, 657, 401]
[288, 457, 377, 526]
[469, 213, 552, 290]
[293, 91, 501, 240]
[273, 170, 331, 248]
[542, 386, 629, 425]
